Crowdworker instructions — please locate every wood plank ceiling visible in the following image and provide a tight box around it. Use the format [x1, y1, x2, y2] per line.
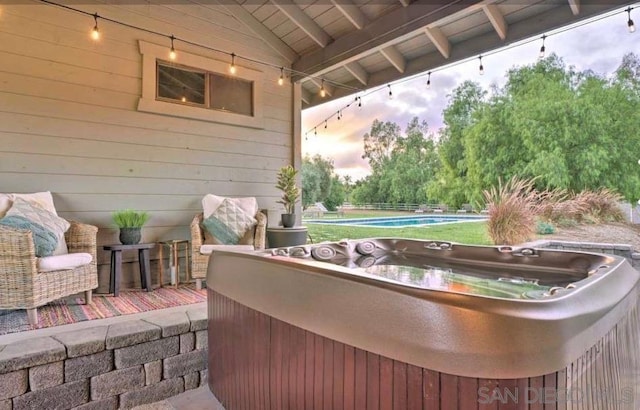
[224, 0, 631, 108]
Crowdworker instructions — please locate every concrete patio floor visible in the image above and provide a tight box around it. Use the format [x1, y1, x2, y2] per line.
[133, 385, 225, 410]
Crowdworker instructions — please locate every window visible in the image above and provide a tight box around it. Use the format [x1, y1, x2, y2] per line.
[138, 41, 264, 128]
[156, 62, 254, 116]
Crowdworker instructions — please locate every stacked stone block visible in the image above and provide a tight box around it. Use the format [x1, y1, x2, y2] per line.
[0, 307, 207, 409]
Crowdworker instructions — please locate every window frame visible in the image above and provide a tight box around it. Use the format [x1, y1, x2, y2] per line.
[138, 40, 264, 129]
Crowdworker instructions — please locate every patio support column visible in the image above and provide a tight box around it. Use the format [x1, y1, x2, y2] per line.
[292, 82, 303, 226]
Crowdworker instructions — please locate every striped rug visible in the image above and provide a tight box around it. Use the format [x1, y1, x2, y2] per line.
[0, 284, 207, 336]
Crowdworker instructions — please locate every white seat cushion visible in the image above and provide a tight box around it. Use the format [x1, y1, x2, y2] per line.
[37, 253, 93, 272]
[199, 244, 254, 255]
[37, 252, 92, 273]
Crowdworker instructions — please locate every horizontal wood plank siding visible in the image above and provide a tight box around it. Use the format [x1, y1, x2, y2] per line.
[0, 3, 294, 287]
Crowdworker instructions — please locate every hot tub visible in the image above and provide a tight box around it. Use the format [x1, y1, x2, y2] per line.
[207, 238, 640, 409]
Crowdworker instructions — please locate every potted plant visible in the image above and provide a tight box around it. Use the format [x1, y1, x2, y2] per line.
[276, 165, 301, 228]
[112, 209, 150, 245]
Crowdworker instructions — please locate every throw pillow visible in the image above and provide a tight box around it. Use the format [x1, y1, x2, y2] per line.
[5, 198, 70, 257]
[201, 198, 257, 245]
[0, 215, 59, 257]
[202, 194, 258, 219]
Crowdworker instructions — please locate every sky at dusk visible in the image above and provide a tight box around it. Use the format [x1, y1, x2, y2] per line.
[301, 5, 639, 181]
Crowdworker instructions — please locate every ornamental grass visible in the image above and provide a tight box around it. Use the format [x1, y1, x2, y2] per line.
[482, 176, 544, 246]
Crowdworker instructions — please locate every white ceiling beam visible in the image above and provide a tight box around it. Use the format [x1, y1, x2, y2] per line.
[344, 62, 369, 86]
[568, 0, 580, 15]
[301, 1, 627, 107]
[217, 3, 298, 63]
[424, 27, 451, 59]
[331, 0, 369, 30]
[301, 88, 312, 105]
[293, 0, 481, 76]
[270, 0, 332, 47]
[482, 4, 508, 40]
[380, 46, 406, 73]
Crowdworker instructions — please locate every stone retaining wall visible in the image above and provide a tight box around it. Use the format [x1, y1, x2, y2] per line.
[524, 239, 640, 270]
[0, 307, 208, 410]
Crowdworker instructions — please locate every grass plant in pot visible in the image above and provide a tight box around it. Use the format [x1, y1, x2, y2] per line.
[276, 165, 301, 228]
[112, 209, 150, 245]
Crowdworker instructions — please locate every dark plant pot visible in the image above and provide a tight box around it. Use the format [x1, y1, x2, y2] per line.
[119, 228, 142, 245]
[281, 213, 296, 228]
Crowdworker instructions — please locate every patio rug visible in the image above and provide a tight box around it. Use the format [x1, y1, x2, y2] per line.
[0, 284, 207, 336]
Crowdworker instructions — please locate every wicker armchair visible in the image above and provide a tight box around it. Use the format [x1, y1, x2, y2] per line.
[190, 211, 267, 289]
[0, 220, 98, 325]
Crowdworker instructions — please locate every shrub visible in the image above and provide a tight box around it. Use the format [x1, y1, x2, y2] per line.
[536, 220, 556, 235]
[572, 188, 625, 223]
[483, 176, 543, 245]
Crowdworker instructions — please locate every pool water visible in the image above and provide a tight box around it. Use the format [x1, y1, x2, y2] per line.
[306, 215, 486, 227]
[362, 264, 551, 299]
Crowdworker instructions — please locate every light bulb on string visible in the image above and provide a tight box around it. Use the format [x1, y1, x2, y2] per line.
[426, 71, 431, 89]
[314, 127, 317, 136]
[320, 79, 326, 98]
[387, 84, 393, 99]
[358, 96, 362, 109]
[478, 55, 484, 75]
[539, 35, 546, 59]
[91, 13, 100, 41]
[627, 7, 636, 33]
[229, 53, 237, 74]
[278, 67, 284, 86]
[337, 110, 341, 120]
[169, 35, 176, 60]
[324, 120, 327, 129]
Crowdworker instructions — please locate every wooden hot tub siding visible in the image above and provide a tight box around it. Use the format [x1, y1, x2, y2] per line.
[208, 289, 565, 410]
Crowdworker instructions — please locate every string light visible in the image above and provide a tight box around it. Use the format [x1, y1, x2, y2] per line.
[169, 35, 176, 60]
[324, 120, 327, 129]
[303, 5, 635, 136]
[229, 53, 237, 74]
[278, 67, 284, 86]
[426, 71, 431, 89]
[337, 110, 342, 120]
[90, 13, 100, 41]
[539, 35, 546, 59]
[387, 84, 393, 99]
[314, 127, 317, 136]
[320, 79, 326, 97]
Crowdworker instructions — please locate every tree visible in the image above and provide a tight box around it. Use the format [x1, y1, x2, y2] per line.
[362, 119, 401, 171]
[301, 155, 345, 209]
[428, 81, 486, 208]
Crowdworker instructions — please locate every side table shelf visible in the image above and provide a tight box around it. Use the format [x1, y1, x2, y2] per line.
[157, 239, 190, 288]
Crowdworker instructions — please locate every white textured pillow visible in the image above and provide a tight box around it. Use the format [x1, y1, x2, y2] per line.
[37, 252, 92, 273]
[7, 198, 70, 256]
[0, 191, 68, 255]
[201, 198, 257, 245]
[202, 194, 258, 219]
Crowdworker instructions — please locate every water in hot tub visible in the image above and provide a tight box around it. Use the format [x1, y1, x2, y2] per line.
[362, 264, 551, 299]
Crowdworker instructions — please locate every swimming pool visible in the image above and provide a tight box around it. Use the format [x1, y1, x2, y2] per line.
[305, 214, 487, 227]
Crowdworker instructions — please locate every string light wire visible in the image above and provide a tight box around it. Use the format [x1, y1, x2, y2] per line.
[304, 3, 638, 135]
[38, 0, 361, 93]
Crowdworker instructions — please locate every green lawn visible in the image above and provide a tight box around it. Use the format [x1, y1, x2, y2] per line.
[303, 211, 492, 245]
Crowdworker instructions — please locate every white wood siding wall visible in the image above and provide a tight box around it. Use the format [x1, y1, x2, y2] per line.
[0, 3, 295, 289]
